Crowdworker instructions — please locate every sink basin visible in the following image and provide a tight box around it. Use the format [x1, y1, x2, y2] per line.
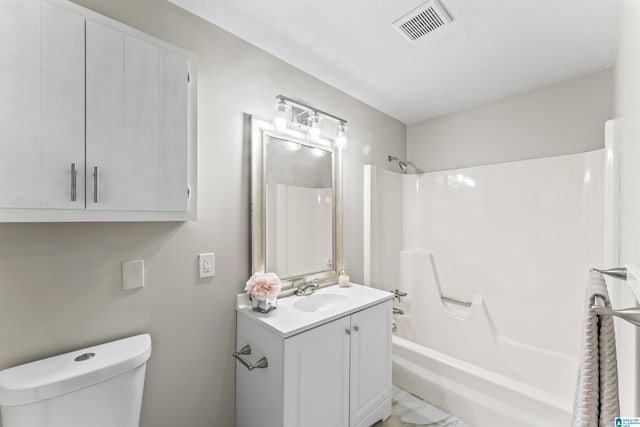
[293, 293, 351, 313]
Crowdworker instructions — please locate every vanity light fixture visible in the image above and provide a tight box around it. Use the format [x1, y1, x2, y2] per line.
[273, 98, 289, 132]
[273, 95, 349, 149]
[308, 113, 322, 141]
[335, 123, 348, 149]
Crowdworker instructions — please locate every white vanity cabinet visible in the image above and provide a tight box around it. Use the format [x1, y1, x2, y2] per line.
[283, 315, 352, 426]
[348, 302, 394, 427]
[236, 285, 392, 427]
[0, 0, 197, 222]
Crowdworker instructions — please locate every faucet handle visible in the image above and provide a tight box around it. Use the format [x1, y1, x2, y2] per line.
[295, 281, 320, 296]
[393, 289, 408, 302]
[294, 280, 306, 296]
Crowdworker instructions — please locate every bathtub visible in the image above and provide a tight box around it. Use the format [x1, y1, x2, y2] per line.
[392, 335, 572, 427]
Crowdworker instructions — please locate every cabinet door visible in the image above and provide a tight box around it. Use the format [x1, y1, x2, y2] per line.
[0, 0, 84, 209]
[86, 23, 189, 212]
[85, 20, 125, 211]
[349, 301, 392, 426]
[40, 1, 85, 209]
[158, 49, 189, 211]
[86, 28, 157, 211]
[284, 317, 351, 427]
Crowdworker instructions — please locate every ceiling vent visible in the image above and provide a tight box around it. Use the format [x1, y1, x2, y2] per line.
[392, 0, 453, 43]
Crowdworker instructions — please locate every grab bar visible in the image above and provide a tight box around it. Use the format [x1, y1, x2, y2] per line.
[233, 345, 268, 371]
[441, 296, 472, 307]
[591, 267, 640, 327]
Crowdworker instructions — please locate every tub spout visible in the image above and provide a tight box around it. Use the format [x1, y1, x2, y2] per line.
[393, 307, 405, 315]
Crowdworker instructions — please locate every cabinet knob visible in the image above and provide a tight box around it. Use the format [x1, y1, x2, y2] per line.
[345, 329, 351, 335]
[353, 325, 360, 332]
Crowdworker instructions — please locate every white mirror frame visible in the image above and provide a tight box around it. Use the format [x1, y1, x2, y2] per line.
[251, 116, 343, 294]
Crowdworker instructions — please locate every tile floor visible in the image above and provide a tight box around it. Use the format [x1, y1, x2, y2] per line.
[374, 386, 472, 427]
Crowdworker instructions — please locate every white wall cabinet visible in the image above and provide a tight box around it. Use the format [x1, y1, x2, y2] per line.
[0, 0, 197, 222]
[236, 299, 392, 427]
[86, 21, 190, 213]
[0, 0, 85, 211]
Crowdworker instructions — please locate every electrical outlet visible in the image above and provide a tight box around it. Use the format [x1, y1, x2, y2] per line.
[199, 253, 215, 278]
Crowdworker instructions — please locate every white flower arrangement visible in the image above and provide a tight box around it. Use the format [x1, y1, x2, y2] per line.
[245, 272, 281, 301]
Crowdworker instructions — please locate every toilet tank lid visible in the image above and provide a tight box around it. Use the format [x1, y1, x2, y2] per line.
[0, 334, 151, 407]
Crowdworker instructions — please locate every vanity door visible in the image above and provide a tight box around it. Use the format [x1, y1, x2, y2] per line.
[283, 316, 351, 427]
[349, 300, 393, 427]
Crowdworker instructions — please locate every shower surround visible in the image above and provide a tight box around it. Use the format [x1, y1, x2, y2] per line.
[364, 150, 605, 426]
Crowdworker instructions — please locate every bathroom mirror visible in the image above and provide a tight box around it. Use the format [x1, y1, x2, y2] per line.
[251, 116, 342, 291]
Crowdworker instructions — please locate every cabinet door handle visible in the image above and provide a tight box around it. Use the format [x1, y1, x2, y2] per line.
[93, 166, 99, 203]
[70, 163, 77, 202]
[345, 329, 351, 335]
[233, 345, 268, 371]
[353, 325, 360, 332]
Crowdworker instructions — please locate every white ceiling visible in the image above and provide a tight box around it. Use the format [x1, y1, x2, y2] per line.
[168, 0, 620, 124]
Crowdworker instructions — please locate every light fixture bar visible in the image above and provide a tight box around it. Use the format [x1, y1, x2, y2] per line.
[276, 95, 347, 125]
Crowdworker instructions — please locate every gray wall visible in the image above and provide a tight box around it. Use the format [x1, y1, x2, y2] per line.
[0, 1, 405, 426]
[407, 69, 614, 172]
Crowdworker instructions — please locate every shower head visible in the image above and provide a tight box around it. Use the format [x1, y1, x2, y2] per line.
[388, 155, 408, 171]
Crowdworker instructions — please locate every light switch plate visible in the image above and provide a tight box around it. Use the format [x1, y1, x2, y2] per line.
[199, 253, 215, 278]
[122, 259, 145, 290]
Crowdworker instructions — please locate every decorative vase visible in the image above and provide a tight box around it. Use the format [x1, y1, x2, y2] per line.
[251, 295, 277, 313]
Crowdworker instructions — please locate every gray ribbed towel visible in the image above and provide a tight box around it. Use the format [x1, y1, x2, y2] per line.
[572, 271, 619, 427]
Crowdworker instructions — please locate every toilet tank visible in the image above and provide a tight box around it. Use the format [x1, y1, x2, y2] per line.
[0, 334, 151, 427]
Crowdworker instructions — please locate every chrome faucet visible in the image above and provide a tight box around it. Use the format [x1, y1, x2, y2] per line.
[295, 281, 320, 296]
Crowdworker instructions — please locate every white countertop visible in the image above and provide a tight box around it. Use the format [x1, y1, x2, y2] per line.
[236, 283, 393, 338]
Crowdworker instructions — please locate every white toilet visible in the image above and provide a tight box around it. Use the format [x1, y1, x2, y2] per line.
[0, 334, 151, 427]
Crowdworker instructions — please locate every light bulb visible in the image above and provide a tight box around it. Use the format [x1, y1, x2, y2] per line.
[308, 113, 322, 141]
[335, 123, 348, 149]
[274, 99, 289, 132]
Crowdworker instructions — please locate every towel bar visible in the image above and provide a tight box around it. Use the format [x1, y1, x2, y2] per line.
[590, 267, 627, 281]
[591, 266, 640, 326]
[233, 345, 268, 371]
[592, 296, 640, 327]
